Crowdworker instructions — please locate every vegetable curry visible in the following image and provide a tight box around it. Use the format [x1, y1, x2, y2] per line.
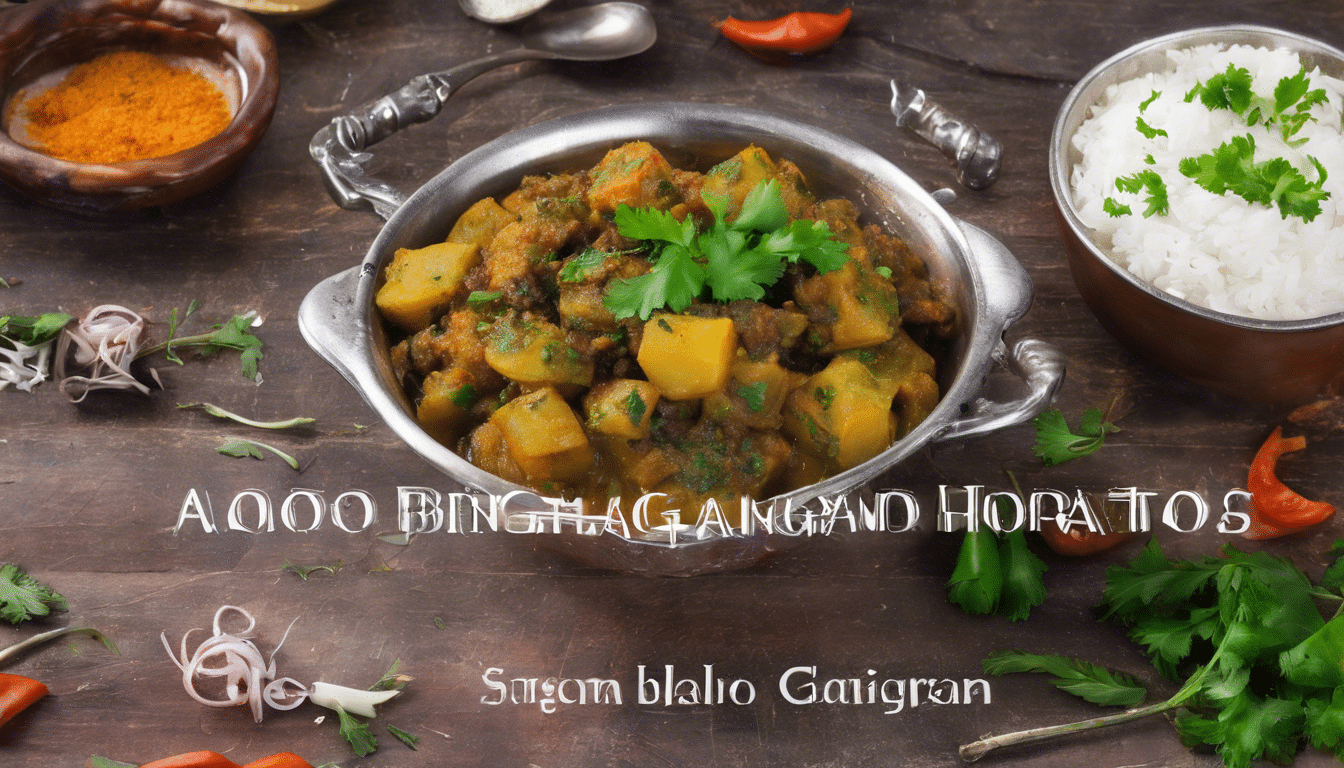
[382, 142, 954, 526]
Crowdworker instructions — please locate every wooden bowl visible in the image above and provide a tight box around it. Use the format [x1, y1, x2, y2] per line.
[0, 0, 279, 212]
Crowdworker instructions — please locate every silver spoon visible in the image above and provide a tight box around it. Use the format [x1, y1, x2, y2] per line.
[311, 2, 658, 219]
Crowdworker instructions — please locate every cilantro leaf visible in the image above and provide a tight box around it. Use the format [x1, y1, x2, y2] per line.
[1103, 197, 1132, 217]
[141, 310, 265, 381]
[1192, 64, 1255, 114]
[947, 526, 1003, 615]
[216, 438, 299, 470]
[982, 650, 1147, 707]
[335, 705, 378, 757]
[613, 204, 695, 247]
[998, 529, 1048, 622]
[704, 228, 783, 301]
[1180, 134, 1330, 222]
[0, 563, 68, 624]
[730, 178, 789, 233]
[1139, 90, 1161, 112]
[1321, 539, 1344, 592]
[604, 243, 705, 320]
[1135, 116, 1167, 139]
[1114, 170, 1169, 217]
[1305, 687, 1344, 758]
[1031, 407, 1119, 465]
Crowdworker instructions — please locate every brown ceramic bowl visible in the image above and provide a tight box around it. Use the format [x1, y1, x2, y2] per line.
[0, 0, 279, 212]
[1049, 25, 1344, 404]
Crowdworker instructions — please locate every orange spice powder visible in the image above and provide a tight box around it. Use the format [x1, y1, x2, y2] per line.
[22, 51, 232, 164]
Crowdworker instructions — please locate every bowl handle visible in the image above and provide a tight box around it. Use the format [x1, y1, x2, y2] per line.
[297, 264, 378, 400]
[309, 49, 549, 221]
[936, 222, 1066, 442]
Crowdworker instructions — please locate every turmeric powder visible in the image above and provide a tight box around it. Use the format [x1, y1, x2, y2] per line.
[21, 51, 232, 164]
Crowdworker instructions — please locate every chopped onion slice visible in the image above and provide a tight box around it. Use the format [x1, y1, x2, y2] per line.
[56, 304, 153, 402]
[0, 336, 53, 392]
[161, 604, 310, 723]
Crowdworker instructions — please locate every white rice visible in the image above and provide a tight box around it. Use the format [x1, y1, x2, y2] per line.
[1071, 44, 1344, 320]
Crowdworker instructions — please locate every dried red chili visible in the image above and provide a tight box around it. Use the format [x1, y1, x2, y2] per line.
[718, 8, 852, 56]
[1038, 519, 1132, 557]
[0, 672, 48, 728]
[1242, 426, 1336, 540]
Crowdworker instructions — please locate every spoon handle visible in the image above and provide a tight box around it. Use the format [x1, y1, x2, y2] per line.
[311, 48, 551, 219]
[889, 79, 1002, 190]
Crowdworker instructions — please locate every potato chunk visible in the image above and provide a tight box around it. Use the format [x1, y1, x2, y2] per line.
[584, 379, 660, 439]
[490, 388, 593, 481]
[636, 315, 737, 400]
[484, 315, 593, 388]
[586, 142, 678, 214]
[417, 367, 475, 442]
[703, 352, 804, 430]
[448, 198, 516, 250]
[785, 357, 896, 469]
[375, 242, 480, 332]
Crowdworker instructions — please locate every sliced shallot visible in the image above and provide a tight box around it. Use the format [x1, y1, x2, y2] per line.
[56, 304, 153, 401]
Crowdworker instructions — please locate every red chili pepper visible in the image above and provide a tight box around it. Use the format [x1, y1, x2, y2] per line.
[138, 752, 242, 768]
[1242, 426, 1335, 539]
[0, 672, 48, 728]
[718, 8, 852, 56]
[1038, 519, 1132, 557]
[243, 754, 314, 768]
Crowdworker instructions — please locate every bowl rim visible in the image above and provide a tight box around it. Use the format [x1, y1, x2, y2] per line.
[0, 0, 279, 188]
[326, 101, 1035, 536]
[1049, 23, 1344, 333]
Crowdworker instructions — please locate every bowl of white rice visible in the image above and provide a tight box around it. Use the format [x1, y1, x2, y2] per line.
[1050, 25, 1344, 403]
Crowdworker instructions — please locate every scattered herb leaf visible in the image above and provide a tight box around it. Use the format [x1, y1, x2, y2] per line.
[282, 558, 342, 581]
[336, 705, 378, 757]
[388, 724, 419, 750]
[1032, 407, 1119, 466]
[983, 650, 1147, 707]
[0, 563, 68, 624]
[216, 438, 299, 469]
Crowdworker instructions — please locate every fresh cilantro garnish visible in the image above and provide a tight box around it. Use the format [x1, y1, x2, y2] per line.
[1102, 197, 1132, 217]
[369, 659, 413, 692]
[335, 705, 378, 757]
[216, 438, 299, 469]
[982, 650, 1147, 707]
[812, 385, 835, 410]
[874, 265, 893, 279]
[946, 498, 1048, 621]
[603, 179, 849, 320]
[0, 563, 68, 624]
[737, 381, 768, 412]
[1032, 407, 1119, 465]
[624, 388, 647, 425]
[1186, 64, 1329, 143]
[963, 539, 1344, 764]
[1178, 134, 1329, 222]
[1139, 89, 1161, 112]
[1135, 116, 1167, 139]
[1114, 170, 1169, 217]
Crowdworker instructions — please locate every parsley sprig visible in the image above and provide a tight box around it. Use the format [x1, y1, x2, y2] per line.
[604, 180, 850, 320]
[1179, 133, 1329, 222]
[963, 540, 1344, 766]
[1185, 63, 1328, 145]
[0, 563, 67, 624]
[1032, 407, 1120, 466]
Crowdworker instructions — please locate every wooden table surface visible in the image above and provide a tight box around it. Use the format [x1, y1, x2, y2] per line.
[4, 1, 1344, 766]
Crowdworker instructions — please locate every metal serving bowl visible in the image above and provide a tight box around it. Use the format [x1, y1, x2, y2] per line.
[0, 0, 279, 212]
[1050, 25, 1344, 404]
[300, 102, 1065, 575]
